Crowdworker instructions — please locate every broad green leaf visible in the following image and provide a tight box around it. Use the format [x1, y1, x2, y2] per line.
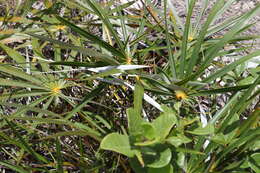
[100, 133, 135, 157]
[147, 148, 172, 168]
[238, 76, 255, 85]
[211, 133, 230, 145]
[176, 152, 186, 170]
[148, 164, 173, 173]
[152, 109, 177, 141]
[141, 122, 156, 140]
[166, 134, 192, 147]
[134, 82, 144, 116]
[127, 108, 143, 136]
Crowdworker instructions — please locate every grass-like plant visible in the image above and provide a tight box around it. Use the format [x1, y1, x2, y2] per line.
[0, 0, 259, 172]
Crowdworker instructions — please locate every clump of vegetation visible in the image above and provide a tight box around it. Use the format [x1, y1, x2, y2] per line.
[0, 0, 259, 172]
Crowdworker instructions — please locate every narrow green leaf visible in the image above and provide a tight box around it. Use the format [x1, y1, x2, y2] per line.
[178, 4, 260, 84]
[5, 119, 48, 163]
[55, 138, 63, 173]
[218, 75, 260, 133]
[0, 101, 60, 118]
[187, 0, 225, 75]
[248, 153, 260, 172]
[0, 161, 28, 173]
[40, 130, 88, 140]
[50, 61, 99, 67]
[198, 4, 260, 77]
[191, 84, 253, 96]
[66, 84, 106, 119]
[29, 33, 119, 65]
[82, 0, 125, 52]
[55, 16, 125, 59]
[187, 124, 214, 135]
[2, 116, 102, 141]
[236, 108, 260, 137]
[0, 78, 47, 90]
[209, 93, 241, 125]
[0, 65, 42, 84]
[203, 50, 260, 83]
[0, 91, 49, 101]
[0, 43, 26, 67]
[176, 147, 205, 155]
[164, 0, 177, 78]
[179, 0, 196, 77]
[216, 128, 260, 165]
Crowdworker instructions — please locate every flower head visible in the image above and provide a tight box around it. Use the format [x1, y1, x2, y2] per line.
[175, 90, 188, 100]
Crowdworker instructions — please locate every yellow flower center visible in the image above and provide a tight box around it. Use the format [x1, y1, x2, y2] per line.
[126, 58, 132, 64]
[55, 25, 66, 30]
[188, 36, 193, 42]
[51, 87, 61, 95]
[175, 90, 187, 100]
